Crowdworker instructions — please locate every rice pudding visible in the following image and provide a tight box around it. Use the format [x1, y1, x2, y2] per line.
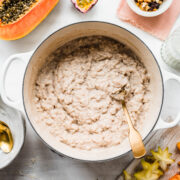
[34, 36, 151, 150]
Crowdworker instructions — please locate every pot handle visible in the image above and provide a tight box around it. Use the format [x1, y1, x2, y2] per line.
[0, 51, 33, 113]
[154, 70, 180, 131]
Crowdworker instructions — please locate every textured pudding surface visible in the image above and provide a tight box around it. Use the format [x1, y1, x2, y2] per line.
[34, 36, 151, 150]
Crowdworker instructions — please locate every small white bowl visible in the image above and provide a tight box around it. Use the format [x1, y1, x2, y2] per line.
[0, 97, 25, 169]
[127, 0, 173, 17]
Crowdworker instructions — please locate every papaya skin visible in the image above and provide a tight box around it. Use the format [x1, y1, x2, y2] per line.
[0, 0, 59, 40]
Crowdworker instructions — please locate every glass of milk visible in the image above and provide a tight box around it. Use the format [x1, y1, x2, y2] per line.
[161, 27, 180, 70]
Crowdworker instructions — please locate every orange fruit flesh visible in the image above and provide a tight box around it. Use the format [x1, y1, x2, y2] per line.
[0, 0, 59, 40]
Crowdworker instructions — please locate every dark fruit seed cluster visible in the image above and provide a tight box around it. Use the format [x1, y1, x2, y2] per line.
[0, 0, 37, 25]
[134, 0, 164, 12]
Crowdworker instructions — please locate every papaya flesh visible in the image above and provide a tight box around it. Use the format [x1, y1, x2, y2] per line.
[0, 0, 59, 40]
[72, 0, 98, 13]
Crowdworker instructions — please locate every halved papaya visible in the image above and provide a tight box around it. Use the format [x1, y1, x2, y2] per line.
[0, 0, 59, 40]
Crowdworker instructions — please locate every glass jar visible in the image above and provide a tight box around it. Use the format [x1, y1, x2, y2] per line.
[161, 27, 180, 70]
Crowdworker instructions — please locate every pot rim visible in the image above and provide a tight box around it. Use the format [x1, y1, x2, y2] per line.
[22, 21, 164, 162]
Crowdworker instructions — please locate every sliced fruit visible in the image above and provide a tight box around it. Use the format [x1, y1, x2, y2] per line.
[72, 0, 98, 13]
[169, 174, 180, 180]
[134, 169, 161, 180]
[141, 159, 163, 176]
[177, 142, 180, 152]
[151, 147, 174, 171]
[0, 0, 59, 40]
[134, 159, 163, 180]
[123, 170, 134, 180]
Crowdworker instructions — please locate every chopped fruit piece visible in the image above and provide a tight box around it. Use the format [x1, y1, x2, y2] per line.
[123, 170, 134, 180]
[177, 142, 180, 151]
[151, 147, 174, 171]
[134, 0, 164, 12]
[134, 170, 161, 180]
[123, 147, 175, 180]
[134, 159, 163, 180]
[169, 174, 180, 180]
[141, 159, 163, 176]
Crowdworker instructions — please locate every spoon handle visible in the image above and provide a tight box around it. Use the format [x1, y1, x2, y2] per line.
[121, 101, 134, 130]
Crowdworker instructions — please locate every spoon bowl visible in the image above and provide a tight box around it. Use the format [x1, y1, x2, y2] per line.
[0, 121, 13, 153]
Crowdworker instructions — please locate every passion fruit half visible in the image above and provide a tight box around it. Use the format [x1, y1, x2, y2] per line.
[72, 0, 98, 13]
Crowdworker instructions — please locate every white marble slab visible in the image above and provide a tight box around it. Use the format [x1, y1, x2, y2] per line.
[0, 0, 180, 179]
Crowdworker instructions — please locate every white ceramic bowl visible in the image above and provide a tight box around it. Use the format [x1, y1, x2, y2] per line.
[127, 0, 173, 17]
[0, 97, 25, 169]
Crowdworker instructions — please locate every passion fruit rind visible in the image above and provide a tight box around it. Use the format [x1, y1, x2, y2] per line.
[72, 0, 98, 13]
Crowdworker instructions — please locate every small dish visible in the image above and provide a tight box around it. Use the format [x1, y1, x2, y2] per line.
[0, 97, 25, 169]
[127, 0, 173, 17]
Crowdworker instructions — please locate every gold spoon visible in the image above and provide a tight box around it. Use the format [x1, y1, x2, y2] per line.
[0, 121, 13, 153]
[110, 89, 146, 158]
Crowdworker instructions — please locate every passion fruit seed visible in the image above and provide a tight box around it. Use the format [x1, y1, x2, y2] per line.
[0, 0, 37, 25]
[77, 0, 93, 8]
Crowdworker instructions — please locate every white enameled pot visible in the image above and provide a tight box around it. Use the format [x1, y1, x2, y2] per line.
[1, 22, 180, 162]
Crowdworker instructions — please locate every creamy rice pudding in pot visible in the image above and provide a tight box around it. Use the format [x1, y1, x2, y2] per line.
[0, 22, 167, 161]
[33, 36, 151, 151]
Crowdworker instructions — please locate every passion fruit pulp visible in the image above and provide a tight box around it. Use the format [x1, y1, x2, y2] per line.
[72, 0, 98, 13]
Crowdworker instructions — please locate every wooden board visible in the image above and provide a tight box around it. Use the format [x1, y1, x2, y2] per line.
[117, 125, 180, 180]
